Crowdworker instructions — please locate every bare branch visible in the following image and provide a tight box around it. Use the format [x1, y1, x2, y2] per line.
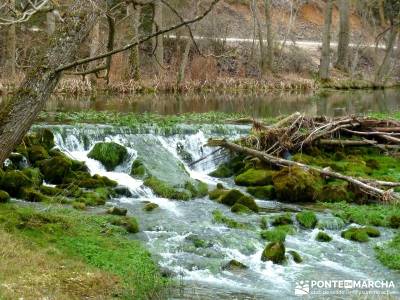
[0, 0, 51, 26]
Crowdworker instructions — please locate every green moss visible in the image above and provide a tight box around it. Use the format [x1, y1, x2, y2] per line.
[364, 226, 381, 237]
[209, 164, 234, 178]
[272, 213, 293, 226]
[341, 227, 379, 243]
[22, 168, 43, 186]
[144, 202, 159, 211]
[184, 181, 208, 198]
[72, 201, 86, 210]
[79, 191, 107, 206]
[185, 235, 208, 248]
[107, 207, 128, 216]
[212, 210, 246, 229]
[231, 203, 252, 214]
[0, 190, 10, 203]
[0, 170, 33, 197]
[222, 259, 248, 271]
[296, 211, 318, 229]
[39, 185, 63, 196]
[375, 233, 400, 270]
[316, 231, 332, 242]
[318, 180, 354, 203]
[20, 188, 49, 203]
[88, 142, 128, 171]
[236, 195, 259, 213]
[260, 216, 268, 229]
[208, 188, 228, 201]
[121, 217, 139, 233]
[39, 156, 72, 184]
[389, 215, 400, 229]
[220, 189, 245, 206]
[260, 225, 295, 242]
[234, 168, 275, 186]
[261, 241, 285, 264]
[144, 177, 191, 200]
[130, 159, 147, 178]
[272, 166, 322, 203]
[28, 145, 49, 163]
[288, 250, 303, 263]
[247, 185, 276, 199]
[35, 128, 55, 151]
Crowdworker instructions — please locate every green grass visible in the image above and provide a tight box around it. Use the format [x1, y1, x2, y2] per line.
[375, 233, 400, 270]
[260, 225, 295, 242]
[323, 202, 400, 227]
[0, 203, 167, 299]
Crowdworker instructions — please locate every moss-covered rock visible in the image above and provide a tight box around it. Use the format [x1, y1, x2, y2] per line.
[208, 188, 228, 201]
[144, 177, 191, 200]
[296, 211, 318, 229]
[272, 213, 293, 226]
[222, 259, 248, 271]
[318, 180, 354, 203]
[235, 168, 275, 186]
[144, 202, 159, 211]
[20, 188, 49, 202]
[107, 206, 128, 216]
[212, 210, 246, 229]
[236, 195, 259, 213]
[260, 216, 268, 229]
[36, 128, 55, 151]
[272, 166, 322, 202]
[260, 225, 295, 242]
[209, 164, 234, 178]
[389, 215, 400, 229]
[114, 186, 133, 197]
[0, 170, 33, 197]
[185, 234, 210, 248]
[341, 227, 373, 242]
[79, 191, 107, 206]
[288, 250, 303, 263]
[0, 190, 10, 203]
[364, 226, 380, 237]
[109, 216, 139, 233]
[316, 231, 332, 242]
[247, 185, 276, 199]
[88, 142, 128, 171]
[28, 145, 49, 164]
[261, 241, 286, 264]
[22, 168, 43, 187]
[130, 159, 147, 178]
[39, 156, 72, 184]
[231, 203, 252, 214]
[72, 201, 86, 210]
[220, 189, 245, 206]
[75, 174, 118, 189]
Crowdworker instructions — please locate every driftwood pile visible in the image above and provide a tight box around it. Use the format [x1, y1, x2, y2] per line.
[208, 113, 400, 203]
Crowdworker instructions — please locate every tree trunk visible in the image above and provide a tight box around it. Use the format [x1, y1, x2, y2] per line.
[153, 1, 164, 72]
[0, 0, 102, 164]
[6, 0, 16, 78]
[374, 27, 399, 84]
[127, 4, 141, 80]
[177, 39, 191, 86]
[252, 0, 266, 75]
[335, 0, 350, 71]
[46, 11, 56, 35]
[264, 0, 273, 71]
[89, 21, 101, 86]
[319, 0, 334, 81]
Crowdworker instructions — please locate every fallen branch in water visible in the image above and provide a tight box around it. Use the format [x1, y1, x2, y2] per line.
[207, 139, 399, 203]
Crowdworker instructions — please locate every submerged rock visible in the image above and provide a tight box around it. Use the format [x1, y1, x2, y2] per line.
[107, 206, 128, 216]
[296, 211, 318, 229]
[288, 250, 303, 263]
[144, 202, 159, 211]
[88, 142, 128, 171]
[235, 168, 275, 186]
[316, 231, 332, 242]
[272, 166, 322, 203]
[222, 259, 248, 271]
[272, 213, 293, 226]
[209, 163, 234, 178]
[261, 241, 286, 264]
[341, 226, 380, 243]
[231, 203, 252, 214]
[114, 186, 133, 197]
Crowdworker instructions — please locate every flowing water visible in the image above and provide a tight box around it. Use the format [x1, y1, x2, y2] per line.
[37, 122, 400, 300]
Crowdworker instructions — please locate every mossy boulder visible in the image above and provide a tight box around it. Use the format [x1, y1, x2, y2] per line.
[88, 142, 128, 171]
[236, 195, 259, 213]
[209, 164, 234, 178]
[144, 202, 159, 211]
[296, 211, 318, 229]
[222, 259, 248, 271]
[39, 156, 72, 184]
[0, 170, 33, 197]
[114, 186, 133, 197]
[316, 231, 332, 242]
[208, 188, 228, 201]
[36, 128, 55, 151]
[79, 190, 108, 206]
[288, 250, 303, 263]
[20, 188, 49, 202]
[0, 190, 10, 203]
[272, 166, 322, 203]
[260, 225, 295, 242]
[272, 213, 293, 226]
[144, 177, 191, 200]
[75, 174, 118, 189]
[231, 203, 252, 214]
[107, 206, 128, 216]
[318, 181, 354, 203]
[260, 216, 268, 229]
[72, 201, 86, 210]
[130, 159, 147, 178]
[28, 145, 49, 164]
[220, 189, 245, 206]
[247, 185, 276, 199]
[261, 241, 286, 264]
[235, 168, 275, 186]
[341, 226, 380, 242]
[109, 216, 139, 233]
[212, 210, 246, 229]
[22, 168, 43, 186]
[388, 215, 400, 229]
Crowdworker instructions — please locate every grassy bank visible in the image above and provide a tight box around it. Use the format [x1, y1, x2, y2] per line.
[0, 203, 168, 299]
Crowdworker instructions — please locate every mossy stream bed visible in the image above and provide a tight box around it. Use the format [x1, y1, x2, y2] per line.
[2, 122, 400, 299]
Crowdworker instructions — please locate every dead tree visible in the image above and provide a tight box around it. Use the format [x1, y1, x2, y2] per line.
[319, 0, 334, 81]
[335, 0, 350, 71]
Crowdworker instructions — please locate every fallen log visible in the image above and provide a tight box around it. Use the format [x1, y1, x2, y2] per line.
[207, 139, 399, 203]
[318, 139, 377, 146]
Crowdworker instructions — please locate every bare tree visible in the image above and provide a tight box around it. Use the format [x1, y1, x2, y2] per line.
[127, 3, 142, 81]
[319, 0, 334, 81]
[6, 0, 16, 77]
[335, 0, 350, 71]
[264, 0, 273, 72]
[153, 1, 164, 72]
[0, 0, 50, 26]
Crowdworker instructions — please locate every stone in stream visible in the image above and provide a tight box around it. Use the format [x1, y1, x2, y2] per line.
[315, 231, 332, 242]
[130, 136, 207, 200]
[222, 259, 248, 271]
[0, 190, 10, 203]
[235, 168, 275, 186]
[114, 186, 133, 197]
[107, 206, 128, 216]
[0, 170, 33, 197]
[296, 211, 318, 229]
[341, 226, 381, 243]
[88, 142, 128, 171]
[271, 213, 293, 226]
[288, 250, 303, 263]
[261, 241, 286, 264]
[247, 185, 276, 200]
[144, 202, 159, 211]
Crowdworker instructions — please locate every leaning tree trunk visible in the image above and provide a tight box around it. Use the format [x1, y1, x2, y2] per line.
[264, 0, 273, 72]
[374, 26, 399, 84]
[319, 0, 334, 81]
[0, 0, 102, 164]
[335, 0, 350, 71]
[6, 0, 16, 78]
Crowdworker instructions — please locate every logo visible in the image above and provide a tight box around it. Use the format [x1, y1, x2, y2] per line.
[295, 281, 310, 295]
